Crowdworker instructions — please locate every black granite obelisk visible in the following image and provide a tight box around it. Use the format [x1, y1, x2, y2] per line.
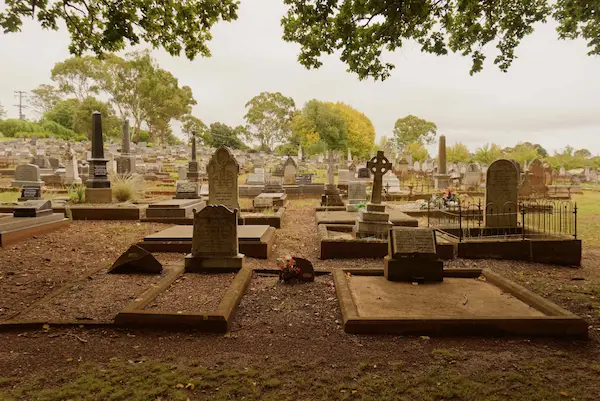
[186, 131, 199, 181]
[88, 112, 110, 188]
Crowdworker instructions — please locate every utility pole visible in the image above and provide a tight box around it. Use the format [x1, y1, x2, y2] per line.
[13, 91, 27, 120]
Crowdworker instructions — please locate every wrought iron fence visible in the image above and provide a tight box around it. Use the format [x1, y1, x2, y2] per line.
[426, 199, 577, 242]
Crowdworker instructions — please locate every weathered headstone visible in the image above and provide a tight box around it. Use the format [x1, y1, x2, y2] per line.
[357, 167, 371, 179]
[528, 159, 547, 195]
[117, 120, 136, 175]
[175, 181, 200, 199]
[484, 159, 519, 227]
[184, 205, 244, 272]
[63, 143, 82, 185]
[384, 227, 443, 282]
[283, 157, 297, 185]
[321, 152, 344, 206]
[187, 131, 199, 181]
[347, 181, 367, 211]
[207, 146, 240, 210]
[12, 163, 43, 189]
[108, 245, 163, 274]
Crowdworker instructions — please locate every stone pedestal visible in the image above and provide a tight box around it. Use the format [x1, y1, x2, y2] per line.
[321, 184, 344, 207]
[384, 255, 443, 282]
[175, 181, 200, 199]
[434, 174, 451, 190]
[184, 253, 245, 272]
[116, 155, 136, 175]
[354, 203, 392, 239]
[187, 161, 199, 181]
[85, 187, 113, 203]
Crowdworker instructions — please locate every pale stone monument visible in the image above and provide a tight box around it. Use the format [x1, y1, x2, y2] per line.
[321, 151, 344, 206]
[434, 135, 450, 190]
[346, 180, 367, 211]
[283, 156, 297, 185]
[184, 205, 245, 272]
[63, 143, 82, 185]
[116, 120, 136, 175]
[355, 151, 393, 239]
[484, 159, 519, 228]
[12, 163, 44, 188]
[207, 146, 240, 211]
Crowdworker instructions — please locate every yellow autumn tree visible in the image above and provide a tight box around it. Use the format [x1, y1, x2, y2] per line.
[328, 102, 375, 159]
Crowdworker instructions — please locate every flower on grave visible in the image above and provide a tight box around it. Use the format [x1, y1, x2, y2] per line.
[276, 255, 298, 274]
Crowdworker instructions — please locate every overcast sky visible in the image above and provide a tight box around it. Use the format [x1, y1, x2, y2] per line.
[1, 0, 599, 155]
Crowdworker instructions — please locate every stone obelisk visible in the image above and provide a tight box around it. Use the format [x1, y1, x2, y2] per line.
[85, 112, 112, 203]
[434, 135, 450, 190]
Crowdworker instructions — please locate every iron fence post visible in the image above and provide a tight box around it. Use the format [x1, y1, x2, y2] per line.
[459, 204, 463, 242]
[574, 202, 578, 240]
[521, 202, 526, 241]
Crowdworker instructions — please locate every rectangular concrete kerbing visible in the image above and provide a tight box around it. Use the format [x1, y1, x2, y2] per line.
[482, 269, 577, 317]
[217, 267, 253, 327]
[333, 270, 359, 325]
[118, 265, 185, 314]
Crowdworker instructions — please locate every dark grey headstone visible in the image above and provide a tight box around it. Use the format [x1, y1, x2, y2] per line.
[13, 200, 52, 217]
[108, 245, 163, 274]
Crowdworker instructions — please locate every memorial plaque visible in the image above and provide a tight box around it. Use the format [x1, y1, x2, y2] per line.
[390, 228, 437, 259]
[94, 164, 107, 177]
[20, 186, 41, 200]
[191, 205, 238, 257]
[348, 181, 367, 204]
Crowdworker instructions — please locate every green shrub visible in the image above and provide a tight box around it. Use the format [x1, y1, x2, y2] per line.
[112, 174, 145, 202]
[0, 119, 43, 137]
[15, 131, 50, 138]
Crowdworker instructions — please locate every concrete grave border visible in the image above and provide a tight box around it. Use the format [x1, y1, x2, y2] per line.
[0, 214, 70, 247]
[333, 268, 588, 338]
[319, 224, 454, 260]
[137, 226, 276, 259]
[114, 266, 252, 333]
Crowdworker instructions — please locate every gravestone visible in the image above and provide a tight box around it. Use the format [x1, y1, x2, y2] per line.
[528, 159, 547, 194]
[175, 181, 200, 199]
[384, 227, 443, 282]
[253, 195, 274, 209]
[13, 199, 52, 217]
[484, 159, 519, 228]
[48, 157, 60, 169]
[63, 143, 82, 185]
[246, 173, 265, 186]
[463, 163, 482, 189]
[108, 245, 163, 274]
[184, 205, 245, 272]
[355, 151, 393, 239]
[294, 174, 312, 185]
[85, 112, 112, 203]
[321, 152, 344, 206]
[357, 167, 371, 179]
[283, 157, 297, 185]
[187, 131, 200, 181]
[347, 181, 367, 211]
[280, 257, 315, 283]
[338, 169, 350, 186]
[12, 163, 43, 189]
[207, 146, 240, 211]
[382, 171, 401, 193]
[117, 120, 136, 174]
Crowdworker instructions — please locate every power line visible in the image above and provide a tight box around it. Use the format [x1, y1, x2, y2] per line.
[13, 91, 28, 120]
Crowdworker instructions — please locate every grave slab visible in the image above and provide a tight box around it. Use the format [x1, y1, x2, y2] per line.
[138, 225, 275, 259]
[334, 269, 587, 338]
[144, 199, 206, 220]
[0, 214, 69, 247]
[316, 209, 418, 227]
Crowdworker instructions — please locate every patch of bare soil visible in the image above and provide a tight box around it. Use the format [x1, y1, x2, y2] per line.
[232, 273, 341, 336]
[17, 270, 166, 322]
[0, 221, 170, 320]
[145, 273, 235, 312]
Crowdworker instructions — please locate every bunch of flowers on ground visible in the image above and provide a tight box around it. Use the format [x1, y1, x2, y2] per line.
[277, 255, 300, 275]
[421, 188, 461, 210]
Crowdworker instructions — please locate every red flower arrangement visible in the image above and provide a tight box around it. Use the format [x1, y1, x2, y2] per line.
[277, 255, 300, 275]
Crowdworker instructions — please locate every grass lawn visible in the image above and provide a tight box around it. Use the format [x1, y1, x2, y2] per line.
[572, 191, 600, 248]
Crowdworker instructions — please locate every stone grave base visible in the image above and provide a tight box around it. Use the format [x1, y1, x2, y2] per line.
[114, 266, 252, 332]
[254, 192, 288, 208]
[315, 209, 418, 227]
[85, 188, 113, 203]
[319, 224, 455, 260]
[0, 213, 69, 247]
[384, 255, 444, 282]
[143, 199, 206, 221]
[334, 268, 587, 338]
[185, 253, 245, 272]
[138, 225, 276, 259]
